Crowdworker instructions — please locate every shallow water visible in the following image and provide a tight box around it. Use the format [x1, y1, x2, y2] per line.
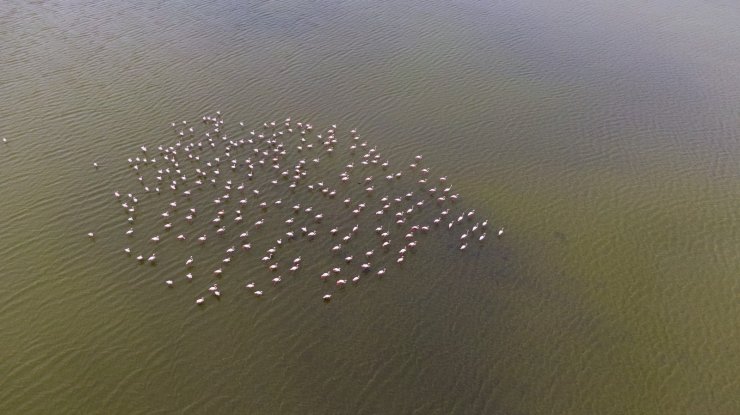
[1, 0, 739, 413]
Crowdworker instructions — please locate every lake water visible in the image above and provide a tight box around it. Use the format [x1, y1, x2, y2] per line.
[1, 0, 739, 413]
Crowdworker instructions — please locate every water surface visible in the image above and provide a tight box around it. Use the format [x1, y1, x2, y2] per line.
[1, 0, 739, 413]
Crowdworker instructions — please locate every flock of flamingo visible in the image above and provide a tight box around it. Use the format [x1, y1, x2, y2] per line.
[90, 112, 503, 305]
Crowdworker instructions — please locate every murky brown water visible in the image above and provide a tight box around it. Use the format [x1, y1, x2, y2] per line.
[1, 0, 739, 413]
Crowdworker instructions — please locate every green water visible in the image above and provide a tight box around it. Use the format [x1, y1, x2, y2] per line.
[1, 0, 739, 413]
